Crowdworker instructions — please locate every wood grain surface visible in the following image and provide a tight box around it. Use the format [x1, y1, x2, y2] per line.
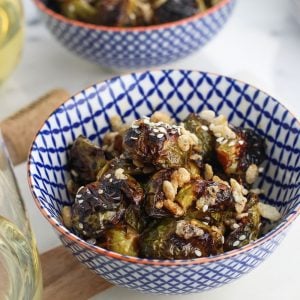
[40, 246, 113, 300]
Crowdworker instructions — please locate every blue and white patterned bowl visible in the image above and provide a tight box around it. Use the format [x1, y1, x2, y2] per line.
[33, 0, 235, 69]
[28, 70, 300, 295]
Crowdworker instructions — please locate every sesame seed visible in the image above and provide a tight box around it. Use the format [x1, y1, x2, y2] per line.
[221, 139, 228, 144]
[238, 140, 245, 145]
[71, 170, 79, 177]
[130, 136, 138, 140]
[87, 238, 96, 245]
[216, 137, 224, 143]
[221, 236, 225, 244]
[232, 223, 240, 229]
[201, 125, 209, 131]
[149, 133, 155, 136]
[258, 167, 264, 173]
[78, 223, 83, 229]
[105, 174, 111, 178]
[202, 205, 209, 212]
[153, 128, 159, 133]
[143, 119, 150, 124]
[195, 249, 202, 257]
[131, 124, 139, 129]
[233, 240, 240, 247]
[157, 133, 164, 139]
[239, 235, 247, 241]
[82, 230, 87, 235]
[202, 222, 209, 225]
[159, 127, 167, 134]
[98, 189, 104, 194]
[76, 194, 82, 198]
[77, 186, 85, 193]
[109, 178, 113, 182]
[228, 141, 236, 147]
[78, 199, 84, 204]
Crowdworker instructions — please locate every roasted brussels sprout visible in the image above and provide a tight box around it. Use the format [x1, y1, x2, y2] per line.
[106, 225, 139, 256]
[70, 167, 144, 239]
[145, 169, 173, 218]
[175, 179, 234, 212]
[123, 118, 198, 169]
[125, 204, 148, 233]
[70, 182, 126, 239]
[184, 113, 215, 162]
[57, 0, 98, 22]
[216, 128, 266, 183]
[140, 219, 223, 259]
[153, 0, 199, 24]
[69, 135, 106, 185]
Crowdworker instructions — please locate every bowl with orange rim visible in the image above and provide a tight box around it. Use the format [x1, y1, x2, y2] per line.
[33, 0, 235, 69]
[28, 70, 300, 294]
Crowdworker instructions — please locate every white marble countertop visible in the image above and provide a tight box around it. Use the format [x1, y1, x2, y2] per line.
[0, 0, 300, 299]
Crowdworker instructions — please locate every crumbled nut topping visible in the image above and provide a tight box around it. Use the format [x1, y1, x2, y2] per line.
[171, 168, 191, 188]
[204, 164, 214, 180]
[155, 200, 164, 209]
[258, 202, 281, 221]
[150, 111, 174, 124]
[163, 180, 177, 201]
[245, 164, 259, 184]
[199, 110, 215, 122]
[177, 134, 193, 152]
[114, 168, 127, 180]
[110, 115, 123, 132]
[208, 114, 236, 140]
[212, 175, 230, 187]
[163, 200, 184, 216]
[230, 178, 248, 213]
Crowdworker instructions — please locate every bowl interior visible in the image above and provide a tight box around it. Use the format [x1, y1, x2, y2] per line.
[28, 70, 300, 247]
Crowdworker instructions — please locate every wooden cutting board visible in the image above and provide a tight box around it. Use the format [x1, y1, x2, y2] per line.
[41, 246, 113, 300]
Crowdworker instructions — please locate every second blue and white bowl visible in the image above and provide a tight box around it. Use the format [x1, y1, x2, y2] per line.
[33, 0, 235, 69]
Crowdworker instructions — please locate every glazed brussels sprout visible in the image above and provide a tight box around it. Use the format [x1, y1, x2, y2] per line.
[215, 128, 266, 184]
[68, 135, 106, 185]
[53, 0, 222, 27]
[153, 0, 199, 24]
[123, 118, 194, 169]
[106, 225, 139, 256]
[69, 167, 144, 239]
[184, 113, 215, 162]
[63, 110, 281, 259]
[140, 219, 223, 259]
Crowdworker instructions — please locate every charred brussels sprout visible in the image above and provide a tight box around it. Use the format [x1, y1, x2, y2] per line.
[145, 169, 173, 218]
[70, 169, 144, 239]
[69, 135, 106, 185]
[216, 128, 266, 182]
[176, 179, 234, 212]
[71, 182, 126, 239]
[184, 113, 215, 161]
[140, 219, 223, 259]
[123, 119, 189, 169]
[125, 205, 148, 233]
[106, 226, 139, 256]
[153, 0, 199, 24]
[57, 0, 98, 22]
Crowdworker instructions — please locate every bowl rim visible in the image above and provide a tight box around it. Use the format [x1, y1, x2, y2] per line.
[27, 69, 300, 266]
[33, 0, 233, 32]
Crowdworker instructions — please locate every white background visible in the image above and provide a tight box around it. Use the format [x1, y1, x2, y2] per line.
[0, 0, 299, 299]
